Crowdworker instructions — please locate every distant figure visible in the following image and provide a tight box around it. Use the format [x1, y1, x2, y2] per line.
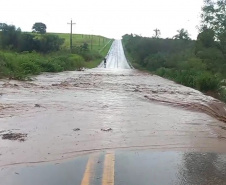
[104, 58, 107, 68]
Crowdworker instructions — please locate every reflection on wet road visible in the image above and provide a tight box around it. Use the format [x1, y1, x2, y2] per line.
[98, 40, 131, 69]
[1, 150, 226, 185]
[0, 39, 226, 184]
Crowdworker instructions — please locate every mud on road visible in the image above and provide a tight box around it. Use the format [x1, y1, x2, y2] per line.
[0, 40, 226, 168]
[1, 68, 226, 167]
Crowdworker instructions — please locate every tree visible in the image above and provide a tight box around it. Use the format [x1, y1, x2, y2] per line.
[33, 34, 64, 53]
[195, 29, 225, 73]
[173, 29, 191, 40]
[200, 0, 226, 61]
[196, 29, 215, 49]
[32, 22, 47, 34]
[0, 23, 21, 49]
[0, 23, 7, 30]
[201, 0, 226, 39]
[17, 33, 35, 52]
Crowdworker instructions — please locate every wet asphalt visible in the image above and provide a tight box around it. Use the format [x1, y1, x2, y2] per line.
[1, 150, 226, 185]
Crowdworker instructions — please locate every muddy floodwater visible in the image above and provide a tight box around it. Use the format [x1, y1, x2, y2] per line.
[0, 40, 226, 184]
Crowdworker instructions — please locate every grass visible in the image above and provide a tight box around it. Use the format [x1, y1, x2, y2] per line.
[0, 33, 113, 80]
[0, 51, 85, 80]
[50, 33, 112, 52]
[50, 33, 113, 68]
[84, 39, 113, 68]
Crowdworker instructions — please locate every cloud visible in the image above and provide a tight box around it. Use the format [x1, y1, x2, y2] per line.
[0, 0, 203, 39]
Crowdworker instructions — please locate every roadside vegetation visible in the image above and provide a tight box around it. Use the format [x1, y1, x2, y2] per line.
[123, 0, 226, 102]
[0, 22, 112, 80]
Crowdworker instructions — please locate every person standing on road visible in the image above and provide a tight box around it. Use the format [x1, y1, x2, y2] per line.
[104, 58, 107, 68]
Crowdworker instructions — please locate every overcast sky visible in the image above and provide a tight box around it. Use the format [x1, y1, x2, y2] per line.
[1, 0, 204, 39]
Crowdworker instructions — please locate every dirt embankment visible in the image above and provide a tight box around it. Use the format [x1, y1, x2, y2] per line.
[144, 95, 226, 124]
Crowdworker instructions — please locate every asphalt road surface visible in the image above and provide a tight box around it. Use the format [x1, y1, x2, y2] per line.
[1, 150, 226, 185]
[98, 40, 131, 69]
[0, 40, 226, 185]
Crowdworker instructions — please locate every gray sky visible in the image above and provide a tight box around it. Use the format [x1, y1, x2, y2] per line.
[1, 0, 203, 39]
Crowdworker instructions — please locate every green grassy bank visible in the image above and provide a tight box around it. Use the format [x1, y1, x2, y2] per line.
[0, 25, 113, 80]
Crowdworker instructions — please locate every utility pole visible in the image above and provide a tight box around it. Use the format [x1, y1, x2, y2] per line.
[91, 35, 93, 50]
[67, 19, 76, 52]
[153, 28, 160, 38]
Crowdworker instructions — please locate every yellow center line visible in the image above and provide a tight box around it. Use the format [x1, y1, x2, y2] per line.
[102, 151, 115, 185]
[81, 153, 99, 185]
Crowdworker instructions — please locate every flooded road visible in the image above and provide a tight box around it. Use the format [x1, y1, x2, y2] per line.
[1, 40, 226, 184]
[98, 40, 131, 69]
[1, 150, 226, 185]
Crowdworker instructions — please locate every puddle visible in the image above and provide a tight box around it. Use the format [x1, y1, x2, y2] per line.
[1, 151, 226, 185]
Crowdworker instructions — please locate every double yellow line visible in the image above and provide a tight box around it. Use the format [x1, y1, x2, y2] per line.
[81, 151, 115, 185]
[102, 152, 115, 185]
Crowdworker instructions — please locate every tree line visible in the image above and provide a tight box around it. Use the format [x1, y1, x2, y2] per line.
[0, 22, 64, 53]
[123, 0, 226, 101]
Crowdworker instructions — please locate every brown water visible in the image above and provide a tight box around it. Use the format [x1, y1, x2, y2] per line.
[0, 40, 226, 169]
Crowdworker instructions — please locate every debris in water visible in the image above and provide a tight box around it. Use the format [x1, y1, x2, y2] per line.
[101, 128, 112, 132]
[2, 133, 27, 142]
[35, 104, 41, 107]
[60, 81, 70, 87]
[133, 88, 139, 92]
[220, 126, 226, 130]
[78, 67, 85, 71]
[73, 128, 80, 131]
[218, 135, 226, 139]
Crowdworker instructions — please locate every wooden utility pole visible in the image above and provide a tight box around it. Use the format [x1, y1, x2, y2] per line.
[153, 28, 160, 38]
[91, 35, 93, 50]
[67, 19, 76, 52]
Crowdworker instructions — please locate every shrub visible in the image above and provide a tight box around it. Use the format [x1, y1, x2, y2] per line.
[175, 70, 197, 88]
[0, 51, 86, 80]
[80, 50, 102, 62]
[219, 87, 226, 102]
[19, 60, 41, 75]
[196, 72, 220, 92]
[145, 54, 166, 71]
